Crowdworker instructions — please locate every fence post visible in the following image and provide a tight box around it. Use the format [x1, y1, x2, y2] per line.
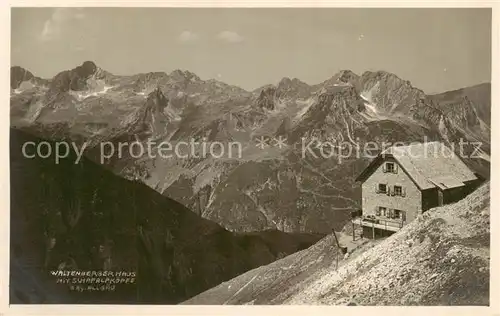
[352, 220, 355, 241]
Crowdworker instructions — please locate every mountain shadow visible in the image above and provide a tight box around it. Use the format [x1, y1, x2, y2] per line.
[9, 128, 323, 304]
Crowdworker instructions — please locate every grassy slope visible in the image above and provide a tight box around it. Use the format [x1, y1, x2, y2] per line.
[9, 128, 323, 304]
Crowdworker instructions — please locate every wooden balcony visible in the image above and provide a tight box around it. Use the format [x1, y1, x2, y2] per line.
[351, 216, 405, 232]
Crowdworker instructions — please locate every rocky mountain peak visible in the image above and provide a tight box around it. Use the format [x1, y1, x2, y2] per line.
[10, 66, 35, 89]
[277, 77, 309, 89]
[435, 95, 480, 129]
[317, 85, 362, 108]
[319, 70, 359, 90]
[277, 77, 292, 86]
[145, 87, 169, 113]
[361, 70, 398, 81]
[132, 72, 169, 93]
[47, 61, 109, 97]
[288, 85, 365, 143]
[275, 77, 313, 101]
[429, 83, 490, 126]
[333, 69, 359, 84]
[124, 87, 171, 136]
[169, 69, 201, 82]
[358, 70, 426, 114]
[256, 85, 278, 110]
[254, 77, 312, 111]
[359, 70, 425, 95]
[76, 61, 98, 78]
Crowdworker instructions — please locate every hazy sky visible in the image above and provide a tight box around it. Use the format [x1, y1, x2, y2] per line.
[11, 8, 491, 93]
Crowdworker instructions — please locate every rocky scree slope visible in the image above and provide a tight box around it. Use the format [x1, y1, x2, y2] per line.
[184, 182, 490, 305]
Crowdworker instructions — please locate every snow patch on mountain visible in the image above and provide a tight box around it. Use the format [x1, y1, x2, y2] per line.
[294, 97, 315, 121]
[70, 84, 116, 101]
[359, 92, 387, 121]
[359, 82, 380, 104]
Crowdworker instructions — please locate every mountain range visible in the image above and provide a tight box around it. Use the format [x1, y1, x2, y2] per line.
[10, 128, 322, 304]
[10, 61, 491, 234]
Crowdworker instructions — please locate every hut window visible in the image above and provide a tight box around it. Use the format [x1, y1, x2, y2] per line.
[378, 183, 387, 194]
[384, 162, 395, 173]
[394, 185, 402, 196]
[376, 206, 386, 216]
[394, 209, 406, 221]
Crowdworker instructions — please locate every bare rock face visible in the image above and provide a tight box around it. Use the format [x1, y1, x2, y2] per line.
[429, 83, 491, 141]
[255, 77, 313, 111]
[429, 83, 490, 125]
[169, 69, 201, 84]
[289, 85, 365, 143]
[256, 86, 277, 110]
[10, 66, 48, 90]
[276, 77, 313, 100]
[440, 97, 480, 128]
[358, 70, 426, 114]
[47, 61, 111, 97]
[11, 66, 34, 89]
[132, 72, 170, 93]
[335, 70, 359, 85]
[130, 88, 171, 136]
[322, 69, 360, 88]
